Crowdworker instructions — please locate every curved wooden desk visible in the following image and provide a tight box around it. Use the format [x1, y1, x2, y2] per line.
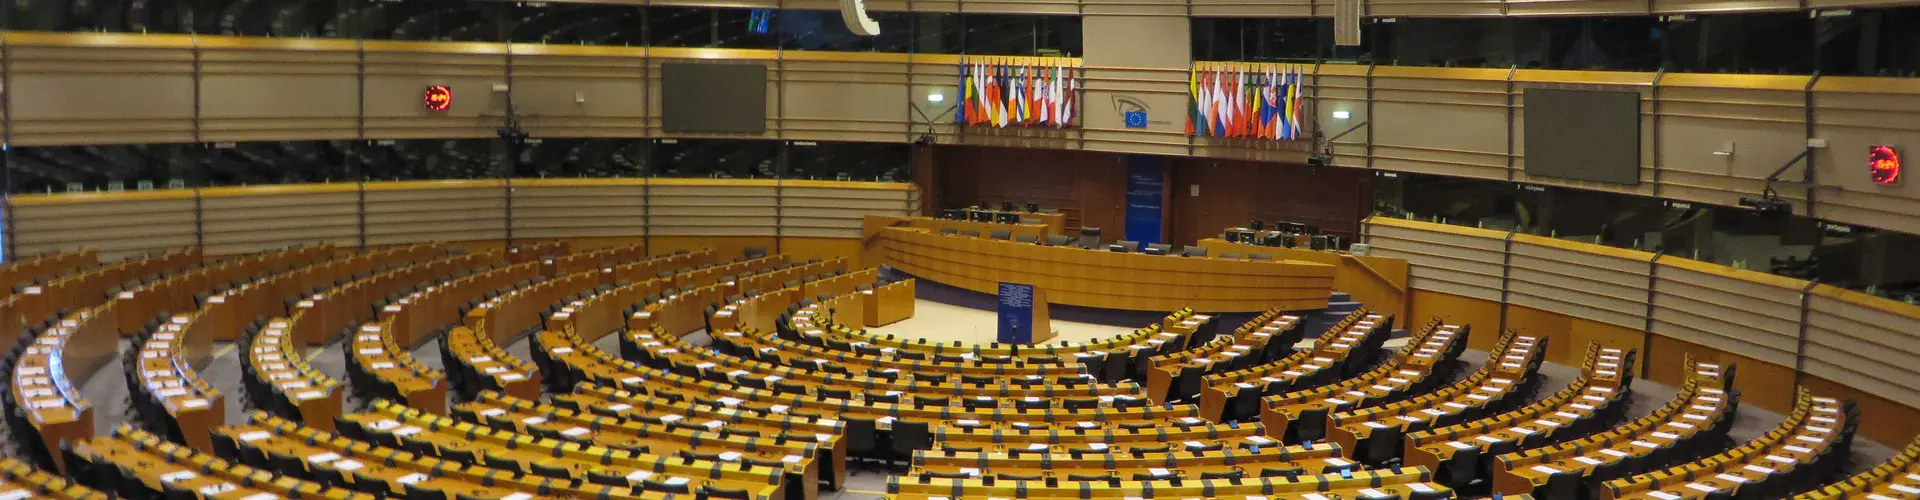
[867, 225, 1336, 312]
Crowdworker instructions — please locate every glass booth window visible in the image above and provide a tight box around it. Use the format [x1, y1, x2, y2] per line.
[513, 139, 650, 179]
[357, 139, 505, 181]
[786, 141, 910, 182]
[512, 4, 645, 45]
[6, 144, 195, 194]
[653, 139, 780, 178]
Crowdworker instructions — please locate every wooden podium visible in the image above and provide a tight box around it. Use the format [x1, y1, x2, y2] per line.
[996, 282, 1056, 345]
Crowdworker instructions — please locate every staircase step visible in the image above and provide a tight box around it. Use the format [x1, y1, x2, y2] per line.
[1329, 291, 1352, 303]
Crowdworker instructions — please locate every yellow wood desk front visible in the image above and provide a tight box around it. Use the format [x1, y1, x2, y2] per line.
[869, 227, 1335, 312]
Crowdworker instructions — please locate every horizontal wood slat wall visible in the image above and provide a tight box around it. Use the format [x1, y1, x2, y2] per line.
[1362, 215, 1920, 439]
[10, 34, 1920, 237]
[6, 179, 913, 260]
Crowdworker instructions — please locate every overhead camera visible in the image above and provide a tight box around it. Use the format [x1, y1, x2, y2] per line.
[1307, 152, 1335, 168]
[914, 133, 936, 146]
[1738, 188, 1793, 217]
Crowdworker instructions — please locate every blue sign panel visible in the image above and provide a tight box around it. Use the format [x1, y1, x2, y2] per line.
[1125, 155, 1165, 244]
[1123, 110, 1148, 128]
[996, 282, 1036, 344]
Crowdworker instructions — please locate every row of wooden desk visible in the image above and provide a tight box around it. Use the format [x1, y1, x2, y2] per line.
[1198, 310, 1387, 422]
[1259, 321, 1468, 443]
[1323, 331, 1546, 467]
[1402, 345, 1637, 487]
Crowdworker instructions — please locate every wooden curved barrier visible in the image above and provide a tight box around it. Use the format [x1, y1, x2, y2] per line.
[866, 222, 1337, 312]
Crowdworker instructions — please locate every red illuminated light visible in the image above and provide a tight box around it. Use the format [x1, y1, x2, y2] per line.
[1871, 145, 1901, 185]
[424, 85, 453, 112]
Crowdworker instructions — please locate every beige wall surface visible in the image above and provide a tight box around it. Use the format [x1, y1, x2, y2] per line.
[7, 33, 1920, 236]
[1361, 216, 1920, 443]
[7, 179, 914, 260]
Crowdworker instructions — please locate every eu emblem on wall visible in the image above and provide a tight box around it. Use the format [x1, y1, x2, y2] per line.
[1124, 110, 1148, 128]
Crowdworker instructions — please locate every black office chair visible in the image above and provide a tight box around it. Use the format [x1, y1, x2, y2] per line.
[1110, 240, 1140, 252]
[1044, 235, 1074, 246]
[1142, 243, 1172, 255]
[890, 420, 933, 460]
[989, 229, 1012, 240]
[1076, 227, 1102, 248]
[1015, 234, 1039, 244]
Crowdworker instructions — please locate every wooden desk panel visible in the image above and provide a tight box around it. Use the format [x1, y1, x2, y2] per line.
[871, 227, 1335, 312]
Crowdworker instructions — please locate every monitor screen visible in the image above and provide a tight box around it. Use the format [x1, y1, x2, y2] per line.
[661, 62, 769, 134]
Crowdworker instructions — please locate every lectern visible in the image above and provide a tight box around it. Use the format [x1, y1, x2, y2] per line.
[996, 282, 1055, 344]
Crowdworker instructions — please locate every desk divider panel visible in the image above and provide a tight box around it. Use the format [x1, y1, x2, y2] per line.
[198, 185, 361, 255]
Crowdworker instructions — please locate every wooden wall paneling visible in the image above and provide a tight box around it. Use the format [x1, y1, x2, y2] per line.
[1503, 303, 1573, 355]
[362, 180, 508, 245]
[198, 185, 360, 255]
[1078, 0, 1189, 17]
[1799, 372, 1920, 445]
[1314, 65, 1372, 170]
[1652, 74, 1813, 208]
[780, 57, 913, 143]
[1566, 316, 1648, 372]
[779, 184, 914, 239]
[1650, 0, 1798, 14]
[645, 49, 781, 140]
[5, 33, 197, 146]
[361, 41, 509, 139]
[1811, 77, 1920, 235]
[1188, 0, 1316, 17]
[934, 146, 1127, 235]
[648, 181, 780, 236]
[1804, 285, 1920, 410]
[196, 39, 360, 142]
[1508, 70, 1659, 196]
[1168, 159, 1367, 244]
[10, 193, 198, 259]
[1405, 289, 1505, 351]
[1804, 0, 1913, 8]
[1369, 67, 1511, 181]
[510, 46, 651, 138]
[1648, 259, 1805, 409]
[1504, 0, 1649, 16]
[1363, 217, 1509, 301]
[877, 229, 1336, 311]
[976, 0, 1084, 15]
[1369, 0, 1504, 21]
[1506, 234, 1654, 331]
[509, 179, 648, 239]
[1080, 65, 1191, 157]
